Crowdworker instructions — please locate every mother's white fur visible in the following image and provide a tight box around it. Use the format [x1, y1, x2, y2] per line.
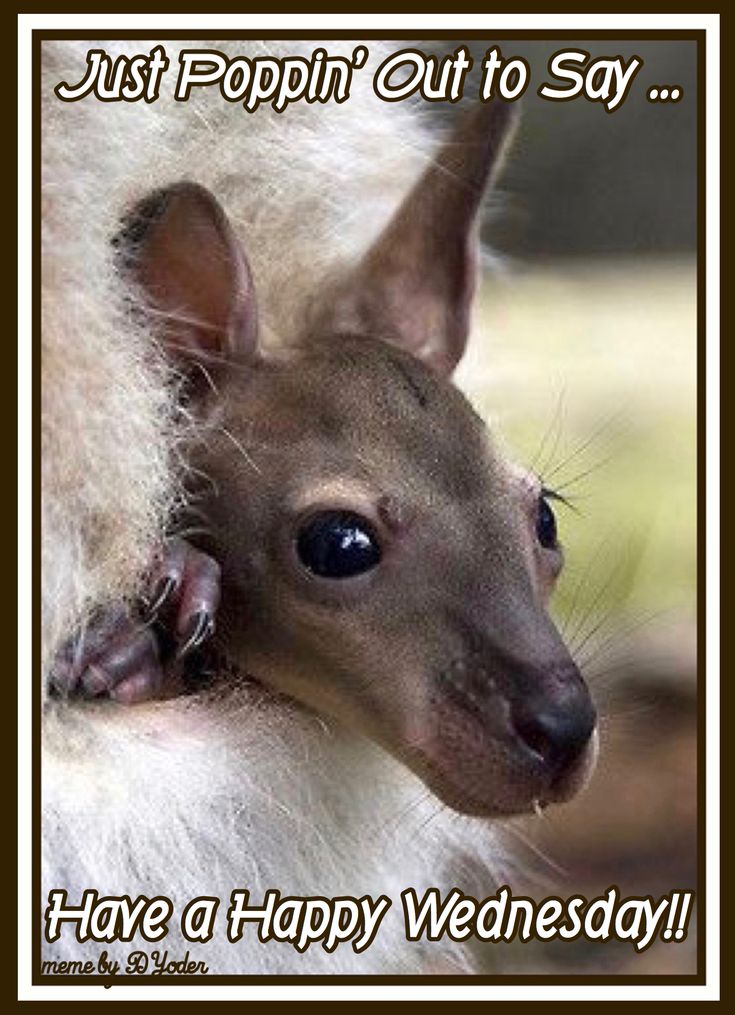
[42, 40, 513, 973]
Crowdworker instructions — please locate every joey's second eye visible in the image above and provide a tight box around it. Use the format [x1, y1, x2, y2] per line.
[297, 511, 382, 578]
[536, 496, 558, 550]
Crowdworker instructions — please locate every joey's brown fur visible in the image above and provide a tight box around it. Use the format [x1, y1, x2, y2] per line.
[190, 334, 595, 817]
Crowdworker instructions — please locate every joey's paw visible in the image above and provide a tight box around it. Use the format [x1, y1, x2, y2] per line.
[49, 607, 165, 704]
[144, 538, 221, 660]
[48, 539, 222, 705]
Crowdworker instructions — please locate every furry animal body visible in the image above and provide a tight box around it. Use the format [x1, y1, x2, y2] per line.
[41, 39, 578, 975]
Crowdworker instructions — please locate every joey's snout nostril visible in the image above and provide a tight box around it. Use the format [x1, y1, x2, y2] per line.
[511, 692, 597, 778]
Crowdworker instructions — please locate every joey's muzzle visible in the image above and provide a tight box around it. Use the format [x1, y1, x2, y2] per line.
[509, 664, 597, 787]
[418, 646, 598, 817]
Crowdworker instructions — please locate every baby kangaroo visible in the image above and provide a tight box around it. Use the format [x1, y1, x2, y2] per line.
[52, 100, 596, 819]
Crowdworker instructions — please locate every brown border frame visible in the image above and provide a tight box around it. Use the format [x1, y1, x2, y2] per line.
[27, 23, 709, 991]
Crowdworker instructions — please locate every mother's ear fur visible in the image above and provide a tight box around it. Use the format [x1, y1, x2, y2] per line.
[119, 181, 259, 369]
[314, 101, 518, 377]
[122, 101, 517, 383]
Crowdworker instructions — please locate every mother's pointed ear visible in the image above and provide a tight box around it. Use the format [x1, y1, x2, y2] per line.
[119, 181, 258, 367]
[320, 101, 518, 377]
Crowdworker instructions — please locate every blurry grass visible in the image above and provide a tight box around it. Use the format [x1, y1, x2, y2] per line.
[457, 255, 697, 668]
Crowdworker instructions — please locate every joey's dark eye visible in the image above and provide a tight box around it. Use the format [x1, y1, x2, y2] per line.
[536, 496, 558, 550]
[297, 511, 382, 578]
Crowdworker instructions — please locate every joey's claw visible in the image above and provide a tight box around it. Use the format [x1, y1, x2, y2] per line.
[148, 538, 221, 658]
[48, 538, 223, 705]
[177, 611, 215, 659]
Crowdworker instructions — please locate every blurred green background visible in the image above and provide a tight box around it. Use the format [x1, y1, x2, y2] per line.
[435, 38, 698, 975]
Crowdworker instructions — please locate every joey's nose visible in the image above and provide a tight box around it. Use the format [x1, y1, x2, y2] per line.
[511, 687, 597, 778]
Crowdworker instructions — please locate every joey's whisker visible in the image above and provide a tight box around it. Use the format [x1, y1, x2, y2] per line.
[528, 389, 566, 476]
[542, 409, 625, 485]
[559, 536, 612, 639]
[571, 598, 624, 658]
[577, 608, 668, 672]
[417, 797, 451, 838]
[566, 542, 635, 651]
[381, 786, 435, 839]
[536, 398, 567, 481]
[501, 821, 569, 887]
[552, 454, 617, 495]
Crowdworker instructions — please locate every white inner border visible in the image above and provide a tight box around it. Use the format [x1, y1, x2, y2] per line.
[18, 11, 720, 1003]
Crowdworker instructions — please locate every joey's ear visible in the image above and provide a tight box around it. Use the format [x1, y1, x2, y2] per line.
[320, 102, 518, 377]
[119, 182, 258, 364]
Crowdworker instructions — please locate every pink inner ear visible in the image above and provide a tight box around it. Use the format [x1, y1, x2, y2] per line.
[131, 182, 259, 364]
